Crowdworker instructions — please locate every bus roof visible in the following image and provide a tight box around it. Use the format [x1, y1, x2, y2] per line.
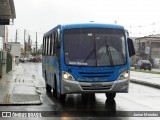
[44, 23, 124, 36]
[62, 23, 124, 30]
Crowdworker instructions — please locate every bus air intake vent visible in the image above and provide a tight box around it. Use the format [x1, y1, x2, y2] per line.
[79, 72, 113, 78]
[80, 84, 112, 90]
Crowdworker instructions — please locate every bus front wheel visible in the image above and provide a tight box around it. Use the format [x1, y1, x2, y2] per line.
[54, 78, 66, 101]
[53, 75, 57, 96]
[105, 93, 116, 99]
[57, 93, 66, 101]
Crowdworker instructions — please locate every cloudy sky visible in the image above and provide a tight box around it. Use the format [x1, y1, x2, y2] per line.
[8, 0, 160, 46]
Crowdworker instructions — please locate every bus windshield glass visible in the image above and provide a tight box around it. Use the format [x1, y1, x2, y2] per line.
[64, 28, 126, 66]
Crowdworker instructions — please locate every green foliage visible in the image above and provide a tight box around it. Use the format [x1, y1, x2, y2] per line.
[31, 51, 42, 56]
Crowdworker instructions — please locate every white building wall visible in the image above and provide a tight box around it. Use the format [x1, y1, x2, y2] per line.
[8, 42, 21, 57]
[0, 37, 3, 50]
[0, 26, 5, 37]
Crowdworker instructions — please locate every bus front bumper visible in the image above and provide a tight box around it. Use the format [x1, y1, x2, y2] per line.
[61, 79, 129, 94]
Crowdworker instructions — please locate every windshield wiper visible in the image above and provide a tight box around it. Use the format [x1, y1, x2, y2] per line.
[83, 48, 96, 63]
[105, 45, 114, 67]
[105, 37, 114, 67]
[83, 34, 97, 64]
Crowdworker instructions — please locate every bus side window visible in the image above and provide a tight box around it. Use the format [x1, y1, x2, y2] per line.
[42, 37, 45, 55]
[50, 34, 52, 55]
[48, 36, 51, 55]
[53, 32, 56, 55]
[45, 37, 47, 55]
[45, 37, 48, 55]
[51, 33, 55, 56]
[55, 31, 60, 56]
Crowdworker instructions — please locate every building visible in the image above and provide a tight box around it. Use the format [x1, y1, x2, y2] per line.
[0, 0, 16, 77]
[8, 42, 21, 57]
[0, 0, 16, 25]
[0, 25, 9, 77]
[0, 26, 6, 50]
[135, 34, 160, 68]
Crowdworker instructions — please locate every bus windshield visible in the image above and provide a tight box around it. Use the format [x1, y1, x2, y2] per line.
[64, 28, 126, 66]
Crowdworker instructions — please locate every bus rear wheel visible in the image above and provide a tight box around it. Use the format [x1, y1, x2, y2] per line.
[105, 93, 116, 99]
[45, 72, 51, 93]
[46, 84, 51, 93]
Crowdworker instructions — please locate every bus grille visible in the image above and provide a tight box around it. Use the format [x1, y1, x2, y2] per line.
[79, 72, 113, 78]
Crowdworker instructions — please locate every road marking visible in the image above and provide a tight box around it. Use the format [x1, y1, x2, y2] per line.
[3, 85, 13, 104]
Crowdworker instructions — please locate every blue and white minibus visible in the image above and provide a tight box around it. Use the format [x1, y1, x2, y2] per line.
[42, 23, 135, 100]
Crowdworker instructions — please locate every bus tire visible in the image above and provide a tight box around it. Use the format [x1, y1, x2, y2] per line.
[56, 87, 66, 101]
[45, 71, 51, 93]
[54, 77, 66, 101]
[58, 93, 66, 101]
[53, 75, 57, 97]
[105, 93, 116, 99]
[46, 84, 51, 93]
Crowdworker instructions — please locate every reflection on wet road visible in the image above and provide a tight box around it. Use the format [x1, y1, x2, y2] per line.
[40, 83, 160, 117]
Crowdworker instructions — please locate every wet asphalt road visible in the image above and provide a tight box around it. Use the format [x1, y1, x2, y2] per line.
[0, 63, 160, 120]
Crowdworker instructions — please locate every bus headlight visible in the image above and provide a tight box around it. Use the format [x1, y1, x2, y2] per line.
[62, 71, 74, 80]
[118, 71, 129, 80]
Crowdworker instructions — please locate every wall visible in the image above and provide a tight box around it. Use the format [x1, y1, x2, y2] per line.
[8, 42, 21, 57]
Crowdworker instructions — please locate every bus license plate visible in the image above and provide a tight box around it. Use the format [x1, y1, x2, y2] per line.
[91, 83, 102, 88]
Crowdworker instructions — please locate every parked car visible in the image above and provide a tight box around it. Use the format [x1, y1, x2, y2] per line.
[19, 57, 24, 62]
[31, 56, 41, 62]
[19, 57, 30, 62]
[134, 60, 152, 71]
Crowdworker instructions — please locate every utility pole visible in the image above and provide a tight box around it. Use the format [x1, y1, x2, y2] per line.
[24, 29, 26, 58]
[35, 32, 37, 55]
[28, 35, 31, 57]
[139, 39, 141, 60]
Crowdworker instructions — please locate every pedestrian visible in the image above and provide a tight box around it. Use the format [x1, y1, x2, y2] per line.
[15, 56, 19, 65]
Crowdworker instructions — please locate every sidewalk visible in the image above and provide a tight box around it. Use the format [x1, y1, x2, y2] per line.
[0, 63, 42, 105]
[130, 69, 160, 89]
[130, 67, 160, 72]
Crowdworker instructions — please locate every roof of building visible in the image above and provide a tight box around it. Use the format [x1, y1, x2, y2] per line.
[0, 0, 16, 25]
[8, 42, 21, 45]
[135, 34, 160, 42]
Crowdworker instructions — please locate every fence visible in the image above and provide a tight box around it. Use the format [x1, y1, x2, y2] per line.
[6, 52, 12, 73]
[0, 51, 3, 78]
[0, 51, 12, 78]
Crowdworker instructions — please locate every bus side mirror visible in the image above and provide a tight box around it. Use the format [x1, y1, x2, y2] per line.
[127, 38, 135, 57]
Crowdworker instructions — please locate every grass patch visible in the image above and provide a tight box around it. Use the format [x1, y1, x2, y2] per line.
[131, 69, 160, 74]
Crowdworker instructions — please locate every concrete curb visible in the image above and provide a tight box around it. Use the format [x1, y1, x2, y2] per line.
[130, 79, 160, 89]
